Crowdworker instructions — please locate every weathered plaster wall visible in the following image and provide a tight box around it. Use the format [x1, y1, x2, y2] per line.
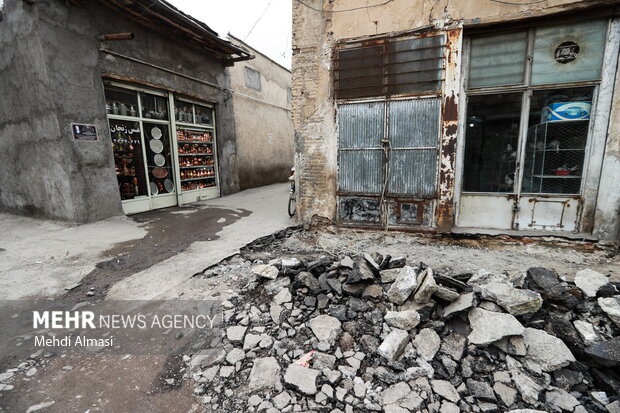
[594, 47, 620, 243]
[292, 0, 338, 224]
[0, 0, 240, 222]
[227, 36, 294, 190]
[0, 0, 82, 220]
[292, 0, 620, 239]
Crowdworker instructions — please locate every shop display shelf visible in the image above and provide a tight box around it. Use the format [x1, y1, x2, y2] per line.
[181, 186, 216, 193]
[181, 176, 216, 182]
[175, 122, 214, 129]
[532, 175, 582, 179]
[179, 166, 214, 169]
[177, 140, 213, 145]
[178, 153, 213, 156]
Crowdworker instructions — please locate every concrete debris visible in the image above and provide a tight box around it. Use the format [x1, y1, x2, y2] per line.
[251, 264, 279, 279]
[283, 364, 320, 395]
[431, 379, 460, 402]
[248, 357, 280, 390]
[479, 282, 543, 315]
[413, 267, 437, 304]
[598, 296, 620, 327]
[574, 269, 609, 297]
[386, 265, 418, 305]
[573, 320, 601, 345]
[495, 335, 527, 356]
[468, 308, 525, 345]
[377, 329, 410, 361]
[443, 292, 475, 317]
[544, 387, 580, 411]
[413, 328, 441, 361]
[184, 248, 620, 413]
[522, 327, 576, 372]
[308, 315, 341, 346]
[384, 310, 421, 330]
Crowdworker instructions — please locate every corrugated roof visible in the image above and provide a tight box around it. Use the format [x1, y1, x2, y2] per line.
[99, 0, 252, 63]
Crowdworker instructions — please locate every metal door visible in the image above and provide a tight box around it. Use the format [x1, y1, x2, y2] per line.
[337, 97, 441, 226]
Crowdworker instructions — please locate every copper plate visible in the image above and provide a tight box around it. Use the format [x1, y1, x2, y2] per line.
[153, 167, 168, 179]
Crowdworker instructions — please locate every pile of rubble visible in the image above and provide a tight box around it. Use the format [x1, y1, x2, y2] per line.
[187, 252, 620, 413]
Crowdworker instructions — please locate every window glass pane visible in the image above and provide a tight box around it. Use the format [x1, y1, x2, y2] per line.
[195, 104, 213, 126]
[531, 20, 606, 85]
[387, 35, 445, 95]
[469, 32, 527, 88]
[335, 46, 384, 99]
[140, 93, 169, 120]
[104, 86, 139, 117]
[144, 123, 175, 195]
[522, 87, 593, 194]
[110, 120, 147, 200]
[175, 100, 194, 123]
[463, 93, 522, 192]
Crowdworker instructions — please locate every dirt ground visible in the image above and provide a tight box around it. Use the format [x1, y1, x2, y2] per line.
[288, 227, 620, 282]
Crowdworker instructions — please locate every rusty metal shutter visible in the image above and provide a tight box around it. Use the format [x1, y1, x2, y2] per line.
[387, 98, 440, 196]
[334, 34, 446, 100]
[337, 101, 385, 194]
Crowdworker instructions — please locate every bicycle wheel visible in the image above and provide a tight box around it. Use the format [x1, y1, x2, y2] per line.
[288, 196, 296, 217]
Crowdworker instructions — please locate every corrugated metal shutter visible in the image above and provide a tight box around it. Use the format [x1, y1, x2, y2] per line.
[337, 102, 385, 194]
[387, 98, 440, 196]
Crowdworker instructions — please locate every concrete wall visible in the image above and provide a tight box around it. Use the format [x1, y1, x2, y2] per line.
[292, 0, 620, 240]
[0, 0, 85, 220]
[0, 0, 239, 222]
[227, 36, 294, 190]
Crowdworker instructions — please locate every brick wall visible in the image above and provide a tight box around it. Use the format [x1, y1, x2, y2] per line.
[291, 0, 338, 224]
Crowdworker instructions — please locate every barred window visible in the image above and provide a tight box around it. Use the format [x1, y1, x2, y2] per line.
[334, 34, 446, 100]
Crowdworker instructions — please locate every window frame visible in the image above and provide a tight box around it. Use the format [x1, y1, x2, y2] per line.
[461, 20, 608, 196]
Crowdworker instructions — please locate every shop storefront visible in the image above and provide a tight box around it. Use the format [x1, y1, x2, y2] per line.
[104, 81, 220, 214]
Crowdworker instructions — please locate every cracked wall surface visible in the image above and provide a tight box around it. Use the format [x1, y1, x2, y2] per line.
[292, 0, 620, 242]
[0, 0, 240, 222]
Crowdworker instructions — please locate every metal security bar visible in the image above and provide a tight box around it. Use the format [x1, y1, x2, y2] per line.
[334, 34, 446, 100]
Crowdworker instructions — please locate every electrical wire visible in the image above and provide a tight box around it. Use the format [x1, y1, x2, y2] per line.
[296, 0, 393, 13]
[244, 0, 272, 41]
[486, 0, 548, 5]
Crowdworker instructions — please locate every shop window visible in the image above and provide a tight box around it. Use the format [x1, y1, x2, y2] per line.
[104, 82, 219, 214]
[463, 93, 522, 192]
[110, 119, 148, 200]
[334, 34, 445, 99]
[173, 99, 193, 123]
[469, 32, 527, 88]
[144, 123, 176, 196]
[195, 104, 213, 126]
[141, 93, 169, 120]
[463, 19, 605, 197]
[244, 67, 262, 91]
[522, 87, 593, 194]
[104, 86, 139, 118]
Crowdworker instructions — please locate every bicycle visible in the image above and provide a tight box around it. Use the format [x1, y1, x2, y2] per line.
[288, 167, 296, 217]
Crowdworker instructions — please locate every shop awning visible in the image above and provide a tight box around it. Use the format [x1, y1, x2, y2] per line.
[99, 0, 253, 64]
